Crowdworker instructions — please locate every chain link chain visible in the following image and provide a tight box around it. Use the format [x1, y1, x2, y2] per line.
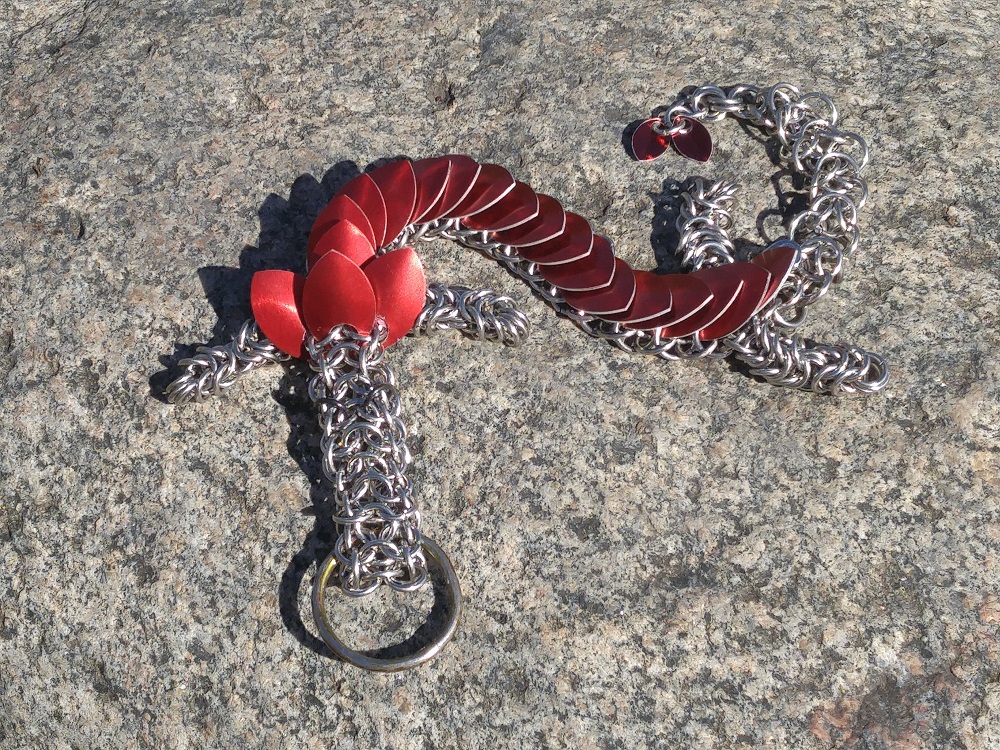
[164, 319, 290, 405]
[305, 320, 427, 595]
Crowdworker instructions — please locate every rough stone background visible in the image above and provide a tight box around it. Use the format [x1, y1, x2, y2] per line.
[2, 1, 999, 748]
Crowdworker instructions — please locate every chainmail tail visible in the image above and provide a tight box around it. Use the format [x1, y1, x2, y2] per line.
[306, 322, 427, 595]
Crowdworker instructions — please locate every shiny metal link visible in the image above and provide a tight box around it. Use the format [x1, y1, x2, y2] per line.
[164, 319, 290, 404]
[728, 318, 890, 395]
[676, 178, 738, 270]
[660, 83, 870, 326]
[412, 282, 530, 346]
[305, 320, 427, 595]
[651, 83, 887, 392]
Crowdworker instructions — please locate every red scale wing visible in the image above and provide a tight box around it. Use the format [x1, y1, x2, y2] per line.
[251, 270, 308, 359]
[538, 235, 616, 292]
[697, 263, 772, 340]
[493, 194, 566, 247]
[631, 118, 670, 161]
[410, 157, 452, 224]
[626, 275, 714, 331]
[368, 160, 417, 247]
[660, 264, 747, 338]
[462, 181, 540, 232]
[308, 194, 377, 253]
[362, 248, 427, 348]
[307, 218, 375, 269]
[518, 212, 593, 264]
[422, 155, 481, 220]
[445, 164, 516, 219]
[560, 259, 637, 315]
[302, 251, 377, 338]
[339, 173, 388, 249]
[601, 271, 674, 324]
[750, 241, 798, 311]
[671, 118, 713, 162]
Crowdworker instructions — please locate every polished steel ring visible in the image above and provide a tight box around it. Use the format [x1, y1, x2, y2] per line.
[311, 536, 461, 671]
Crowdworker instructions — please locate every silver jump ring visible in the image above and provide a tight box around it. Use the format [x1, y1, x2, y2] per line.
[311, 536, 461, 671]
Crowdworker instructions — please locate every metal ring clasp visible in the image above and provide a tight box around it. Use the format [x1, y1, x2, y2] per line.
[311, 536, 462, 671]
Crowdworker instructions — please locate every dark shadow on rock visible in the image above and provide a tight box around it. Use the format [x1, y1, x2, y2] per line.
[149, 160, 362, 402]
[756, 168, 809, 247]
[647, 178, 688, 272]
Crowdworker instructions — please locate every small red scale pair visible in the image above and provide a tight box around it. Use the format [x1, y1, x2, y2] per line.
[250, 125, 796, 359]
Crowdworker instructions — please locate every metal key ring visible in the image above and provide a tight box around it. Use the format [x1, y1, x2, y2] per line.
[311, 536, 462, 671]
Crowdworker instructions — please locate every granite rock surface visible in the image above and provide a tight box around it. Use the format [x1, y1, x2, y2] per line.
[2, 1, 999, 748]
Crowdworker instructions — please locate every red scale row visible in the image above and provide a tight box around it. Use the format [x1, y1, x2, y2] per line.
[251, 156, 798, 358]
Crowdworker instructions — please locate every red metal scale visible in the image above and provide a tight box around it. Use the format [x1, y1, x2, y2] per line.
[537, 235, 616, 292]
[250, 271, 309, 359]
[368, 160, 417, 246]
[339, 173, 389, 249]
[518, 212, 593, 264]
[308, 218, 375, 269]
[631, 119, 671, 161]
[426, 155, 481, 219]
[751, 242, 798, 306]
[493, 194, 566, 247]
[668, 264, 749, 338]
[251, 153, 799, 358]
[463, 181, 540, 232]
[696, 265, 771, 341]
[308, 194, 377, 253]
[625, 275, 714, 332]
[411, 157, 452, 224]
[444, 164, 516, 219]
[560, 259, 637, 315]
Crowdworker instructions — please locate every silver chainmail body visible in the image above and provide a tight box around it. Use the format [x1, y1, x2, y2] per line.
[166, 82, 888, 597]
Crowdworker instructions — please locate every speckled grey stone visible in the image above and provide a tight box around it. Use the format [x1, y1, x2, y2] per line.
[2, 1, 999, 748]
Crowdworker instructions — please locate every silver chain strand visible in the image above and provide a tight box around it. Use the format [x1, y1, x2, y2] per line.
[412, 282, 530, 346]
[164, 285, 529, 405]
[164, 319, 290, 405]
[305, 320, 427, 595]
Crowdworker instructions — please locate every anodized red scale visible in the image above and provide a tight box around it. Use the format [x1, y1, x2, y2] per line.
[463, 181, 540, 232]
[625, 275, 714, 331]
[538, 234, 616, 292]
[444, 164, 516, 219]
[339, 173, 389, 249]
[362, 247, 427, 348]
[410, 157, 452, 224]
[424, 155, 481, 220]
[302, 251, 377, 338]
[308, 194, 377, 253]
[751, 242, 798, 310]
[665, 264, 748, 338]
[492, 194, 566, 247]
[631, 118, 670, 161]
[560, 259, 637, 315]
[602, 271, 675, 324]
[307, 218, 375, 269]
[697, 263, 771, 340]
[670, 118, 713, 163]
[250, 270, 308, 359]
[519, 212, 593, 264]
[369, 160, 417, 246]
